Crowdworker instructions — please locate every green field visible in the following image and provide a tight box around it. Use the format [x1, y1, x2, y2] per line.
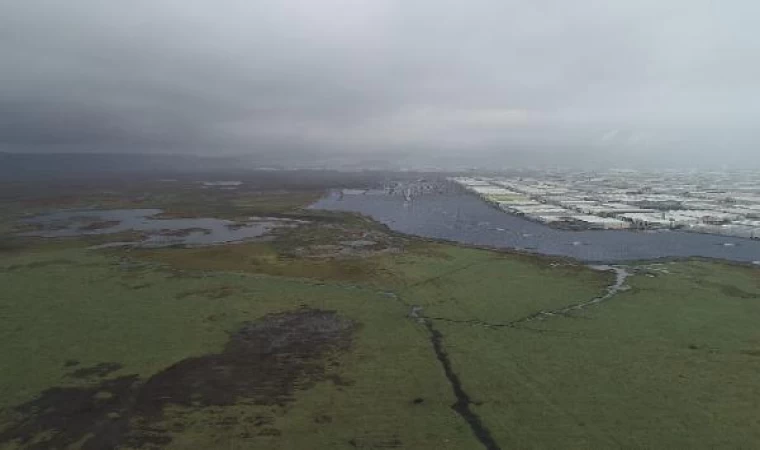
[484, 193, 531, 203]
[1, 182, 759, 449]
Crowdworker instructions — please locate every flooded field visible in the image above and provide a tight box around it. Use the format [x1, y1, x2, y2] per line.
[311, 189, 760, 263]
[19, 209, 304, 247]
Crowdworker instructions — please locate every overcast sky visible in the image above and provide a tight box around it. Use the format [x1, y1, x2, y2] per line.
[2, 0, 759, 167]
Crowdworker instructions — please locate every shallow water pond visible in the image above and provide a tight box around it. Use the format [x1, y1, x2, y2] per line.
[20, 209, 305, 247]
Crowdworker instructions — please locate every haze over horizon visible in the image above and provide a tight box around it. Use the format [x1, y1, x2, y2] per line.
[2, 0, 760, 169]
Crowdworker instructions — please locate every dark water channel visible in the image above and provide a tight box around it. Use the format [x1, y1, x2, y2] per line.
[310, 190, 760, 264]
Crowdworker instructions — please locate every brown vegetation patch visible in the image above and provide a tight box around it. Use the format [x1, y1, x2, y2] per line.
[175, 285, 243, 300]
[0, 375, 148, 450]
[348, 436, 404, 448]
[0, 309, 356, 449]
[137, 308, 356, 415]
[282, 224, 406, 259]
[67, 362, 124, 379]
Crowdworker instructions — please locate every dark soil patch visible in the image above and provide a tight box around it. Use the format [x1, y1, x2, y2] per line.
[157, 227, 211, 237]
[258, 428, 282, 437]
[175, 285, 242, 300]
[348, 436, 404, 448]
[325, 374, 355, 387]
[78, 220, 120, 231]
[0, 308, 356, 450]
[67, 362, 124, 379]
[314, 414, 333, 424]
[0, 375, 147, 450]
[0, 237, 28, 253]
[136, 308, 355, 416]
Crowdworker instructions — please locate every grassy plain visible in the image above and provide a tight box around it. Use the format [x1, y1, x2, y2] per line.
[1, 178, 759, 449]
[424, 260, 760, 448]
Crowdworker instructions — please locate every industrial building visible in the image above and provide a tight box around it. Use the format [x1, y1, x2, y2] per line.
[449, 172, 760, 238]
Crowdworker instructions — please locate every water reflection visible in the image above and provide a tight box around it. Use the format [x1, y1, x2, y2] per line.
[20, 209, 304, 248]
[311, 189, 760, 263]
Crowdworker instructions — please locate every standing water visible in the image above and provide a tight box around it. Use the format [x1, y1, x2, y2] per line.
[310, 188, 760, 263]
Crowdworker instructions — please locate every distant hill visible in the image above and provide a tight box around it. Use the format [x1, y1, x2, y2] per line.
[0, 153, 246, 181]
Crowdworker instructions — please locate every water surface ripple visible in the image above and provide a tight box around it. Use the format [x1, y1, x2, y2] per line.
[311, 191, 760, 263]
[21, 209, 301, 247]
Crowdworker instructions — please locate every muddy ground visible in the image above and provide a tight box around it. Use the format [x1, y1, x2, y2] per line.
[0, 309, 356, 450]
[285, 224, 406, 259]
[78, 220, 121, 231]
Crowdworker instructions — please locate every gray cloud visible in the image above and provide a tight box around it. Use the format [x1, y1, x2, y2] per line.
[1, 0, 759, 167]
